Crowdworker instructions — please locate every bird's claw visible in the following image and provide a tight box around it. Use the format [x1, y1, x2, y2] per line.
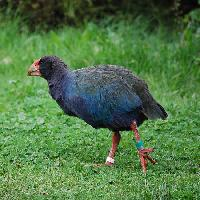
[105, 161, 114, 166]
[139, 148, 154, 154]
[138, 148, 156, 173]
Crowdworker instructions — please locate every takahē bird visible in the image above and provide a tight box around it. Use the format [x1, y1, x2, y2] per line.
[28, 56, 167, 173]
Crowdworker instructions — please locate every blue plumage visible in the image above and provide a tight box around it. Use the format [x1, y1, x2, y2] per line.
[49, 70, 145, 131]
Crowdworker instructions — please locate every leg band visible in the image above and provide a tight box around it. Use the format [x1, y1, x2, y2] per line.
[136, 140, 144, 150]
[106, 156, 115, 164]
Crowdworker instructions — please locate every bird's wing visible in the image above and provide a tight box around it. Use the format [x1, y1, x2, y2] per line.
[74, 65, 167, 120]
[69, 66, 143, 124]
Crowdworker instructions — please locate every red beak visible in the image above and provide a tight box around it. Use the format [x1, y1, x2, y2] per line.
[28, 59, 41, 76]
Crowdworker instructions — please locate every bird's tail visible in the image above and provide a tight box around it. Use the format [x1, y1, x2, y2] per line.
[155, 103, 168, 119]
[143, 101, 168, 120]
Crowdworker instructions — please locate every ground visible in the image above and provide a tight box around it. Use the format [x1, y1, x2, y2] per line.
[0, 20, 199, 199]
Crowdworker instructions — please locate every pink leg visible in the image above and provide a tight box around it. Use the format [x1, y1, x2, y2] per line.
[105, 132, 121, 166]
[131, 121, 156, 173]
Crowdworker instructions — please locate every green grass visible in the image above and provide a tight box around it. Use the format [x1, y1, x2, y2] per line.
[0, 18, 199, 199]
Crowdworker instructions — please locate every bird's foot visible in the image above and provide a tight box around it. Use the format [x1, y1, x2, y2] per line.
[105, 161, 114, 166]
[138, 148, 156, 173]
[87, 157, 114, 167]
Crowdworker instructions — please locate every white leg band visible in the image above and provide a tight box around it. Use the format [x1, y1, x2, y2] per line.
[106, 156, 115, 164]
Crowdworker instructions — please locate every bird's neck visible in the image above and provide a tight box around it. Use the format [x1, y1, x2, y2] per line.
[47, 69, 70, 101]
[49, 67, 68, 83]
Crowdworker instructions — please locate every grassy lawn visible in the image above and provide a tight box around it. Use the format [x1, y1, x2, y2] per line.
[0, 19, 199, 199]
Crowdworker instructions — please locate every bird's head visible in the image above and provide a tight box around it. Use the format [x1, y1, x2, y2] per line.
[28, 56, 67, 80]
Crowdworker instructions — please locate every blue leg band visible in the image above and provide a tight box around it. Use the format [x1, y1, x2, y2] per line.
[136, 140, 144, 150]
